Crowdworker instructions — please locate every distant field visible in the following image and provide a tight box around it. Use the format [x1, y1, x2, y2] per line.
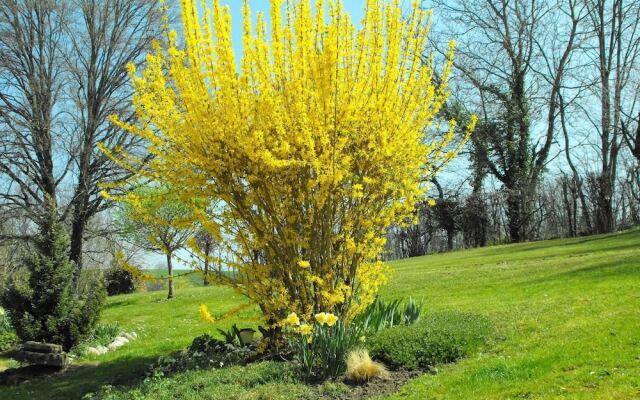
[1, 229, 638, 399]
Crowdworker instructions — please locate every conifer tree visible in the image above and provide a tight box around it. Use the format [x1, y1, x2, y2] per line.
[1, 204, 105, 350]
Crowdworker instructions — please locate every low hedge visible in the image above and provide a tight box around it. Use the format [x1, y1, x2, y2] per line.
[368, 311, 492, 370]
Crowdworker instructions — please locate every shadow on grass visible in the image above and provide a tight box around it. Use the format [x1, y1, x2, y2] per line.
[525, 257, 640, 287]
[511, 229, 639, 254]
[0, 354, 158, 400]
[103, 298, 137, 310]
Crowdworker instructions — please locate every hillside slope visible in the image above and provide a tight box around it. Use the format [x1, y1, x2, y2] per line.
[1, 229, 638, 399]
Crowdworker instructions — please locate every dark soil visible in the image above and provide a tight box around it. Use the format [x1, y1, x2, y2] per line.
[316, 369, 426, 400]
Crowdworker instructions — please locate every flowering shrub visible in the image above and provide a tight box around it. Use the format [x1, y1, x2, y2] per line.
[104, 0, 475, 325]
[284, 312, 363, 380]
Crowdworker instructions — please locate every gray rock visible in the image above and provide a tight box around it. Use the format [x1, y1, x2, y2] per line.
[23, 341, 63, 354]
[97, 345, 109, 354]
[9, 350, 68, 367]
[85, 347, 101, 356]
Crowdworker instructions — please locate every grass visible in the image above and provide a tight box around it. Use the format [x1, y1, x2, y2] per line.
[1, 229, 639, 399]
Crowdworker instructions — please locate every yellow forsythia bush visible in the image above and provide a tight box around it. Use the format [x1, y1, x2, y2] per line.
[104, 0, 475, 324]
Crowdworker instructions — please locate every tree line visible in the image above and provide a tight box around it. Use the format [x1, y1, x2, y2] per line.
[387, 0, 640, 258]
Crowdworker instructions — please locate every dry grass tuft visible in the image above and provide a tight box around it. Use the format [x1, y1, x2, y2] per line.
[345, 349, 389, 383]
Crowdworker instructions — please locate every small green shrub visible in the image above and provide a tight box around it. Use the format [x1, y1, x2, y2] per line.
[82, 361, 304, 400]
[216, 324, 255, 347]
[153, 333, 253, 374]
[0, 208, 106, 351]
[0, 307, 11, 332]
[368, 311, 492, 370]
[0, 306, 17, 351]
[104, 267, 136, 296]
[92, 323, 122, 346]
[0, 331, 18, 352]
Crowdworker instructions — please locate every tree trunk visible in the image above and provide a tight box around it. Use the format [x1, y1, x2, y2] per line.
[506, 189, 524, 243]
[203, 260, 210, 286]
[446, 229, 454, 251]
[203, 240, 210, 286]
[69, 207, 87, 285]
[166, 253, 174, 299]
[595, 172, 615, 233]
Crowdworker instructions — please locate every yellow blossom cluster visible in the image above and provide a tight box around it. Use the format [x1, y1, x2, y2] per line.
[314, 312, 338, 326]
[282, 311, 338, 334]
[104, 0, 475, 324]
[283, 312, 301, 326]
[199, 304, 216, 323]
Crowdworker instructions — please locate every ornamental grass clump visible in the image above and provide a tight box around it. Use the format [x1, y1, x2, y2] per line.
[345, 349, 389, 383]
[104, 0, 475, 326]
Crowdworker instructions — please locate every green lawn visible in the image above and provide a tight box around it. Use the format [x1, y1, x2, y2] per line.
[1, 229, 639, 399]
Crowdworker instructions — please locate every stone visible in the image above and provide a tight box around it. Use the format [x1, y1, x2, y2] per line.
[8, 350, 68, 367]
[107, 337, 128, 351]
[97, 345, 109, 354]
[23, 341, 63, 354]
[130, 331, 138, 339]
[123, 333, 135, 341]
[85, 347, 101, 356]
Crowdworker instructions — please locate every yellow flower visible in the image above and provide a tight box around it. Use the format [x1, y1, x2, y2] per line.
[359, 336, 366, 343]
[315, 312, 328, 325]
[315, 312, 338, 326]
[199, 304, 215, 323]
[298, 324, 313, 335]
[284, 312, 300, 326]
[297, 260, 310, 269]
[427, 199, 437, 207]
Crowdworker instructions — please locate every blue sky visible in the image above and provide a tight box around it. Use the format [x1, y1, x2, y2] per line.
[218, 0, 366, 57]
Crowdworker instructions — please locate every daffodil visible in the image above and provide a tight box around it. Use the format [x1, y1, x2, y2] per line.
[315, 312, 338, 326]
[284, 312, 300, 326]
[298, 324, 313, 335]
[315, 312, 328, 325]
[297, 260, 310, 269]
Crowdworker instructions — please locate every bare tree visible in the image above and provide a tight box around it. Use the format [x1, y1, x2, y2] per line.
[621, 112, 640, 162]
[64, 0, 162, 280]
[582, 0, 640, 233]
[0, 0, 68, 217]
[429, 0, 586, 242]
[0, 0, 162, 281]
[193, 229, 217, 286]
